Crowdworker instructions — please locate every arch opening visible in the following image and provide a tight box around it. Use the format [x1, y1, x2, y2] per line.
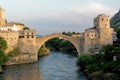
[37, 34, 80, 56]
[45, 37, 78, 56]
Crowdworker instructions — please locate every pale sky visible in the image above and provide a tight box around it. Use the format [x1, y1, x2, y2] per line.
[0, 0, 119, 35]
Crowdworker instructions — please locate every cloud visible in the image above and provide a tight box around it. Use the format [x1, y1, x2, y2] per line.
[24, 2, 117, 35]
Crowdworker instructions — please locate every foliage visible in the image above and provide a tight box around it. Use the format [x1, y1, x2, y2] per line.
[86, 64, 101, 73]
[77, 29, 120, 78]
[38, 44, 49, 56]
[0, 37, 7, 52]
[23, 26, 30, 30]
[7, 47, 21, 58]
[89, 71, 104, 80]
[0, 50, 7, 65]
[0, 37, 8, 66]
[46, 38, 77, 55]
[77, 54, 94, 70]
[116, 29, 120, 39]
[62, 31, 80, 36]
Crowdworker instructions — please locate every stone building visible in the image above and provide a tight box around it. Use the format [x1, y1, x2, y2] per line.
[0, 7, 6, 26]
[0, 7, 24, 31]
[83, 14, 115, 53]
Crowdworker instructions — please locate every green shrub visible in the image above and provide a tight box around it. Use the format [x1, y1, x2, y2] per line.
[89, 71, 104, 80]
[0, 37, 8, 66]
[86, 64, 101, 73]
[7, 47, 21, 58]
[0, 50, 8, 65]
[77, 54, 94, 70]
[0, 37, 7, 52]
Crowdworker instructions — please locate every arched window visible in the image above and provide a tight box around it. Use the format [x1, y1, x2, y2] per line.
[27, 36, 29, 38]
[102, 18, 104, 21]
[87, 34, 89, 37]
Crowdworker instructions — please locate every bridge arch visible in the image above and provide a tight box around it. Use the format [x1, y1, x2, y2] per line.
[36, 33, 81, 56]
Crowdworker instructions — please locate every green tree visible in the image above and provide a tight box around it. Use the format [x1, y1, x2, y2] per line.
[23, 26, 30, 30]
[77, 54, 94, 70]
[0, 50, 7, 65]
[116, 29, 120, 39]
[0, 37, 7, 52]
[0, 37, 7, 66]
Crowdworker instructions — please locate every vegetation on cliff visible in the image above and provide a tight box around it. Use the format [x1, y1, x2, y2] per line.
[23, 26, 30, 30]
[7, 47, 21, 58]
[77, 29, 120, 80]
[0, 37, 7, 66]
[110, 9, 120, 30]
[38, 44, 50, 56]
[0, 37, 7, 52]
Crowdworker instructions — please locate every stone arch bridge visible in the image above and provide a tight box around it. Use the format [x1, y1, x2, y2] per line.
[36, 33, 84, 56]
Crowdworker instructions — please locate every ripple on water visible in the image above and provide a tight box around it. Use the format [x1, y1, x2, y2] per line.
[0, 51, 87, 80]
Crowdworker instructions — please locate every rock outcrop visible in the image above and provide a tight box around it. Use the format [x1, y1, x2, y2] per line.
[110, 9, 120, 28]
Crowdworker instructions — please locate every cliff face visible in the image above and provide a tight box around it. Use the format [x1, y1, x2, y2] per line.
[110, 9, 120, 29]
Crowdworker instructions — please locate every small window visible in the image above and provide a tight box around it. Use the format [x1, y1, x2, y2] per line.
[32, 36, 34, 38]
[102, 18, 104, 21]
[27, 36, 29, 38]
[87, 34, 89, 37]
[95, 34, 96, 37]
[92, 34, 93, 37]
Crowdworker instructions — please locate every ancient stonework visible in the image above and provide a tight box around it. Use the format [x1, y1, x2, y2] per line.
[0, 7, 116, 65]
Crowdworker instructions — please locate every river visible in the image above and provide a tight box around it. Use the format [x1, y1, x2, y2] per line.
[0, 51, 87, 80]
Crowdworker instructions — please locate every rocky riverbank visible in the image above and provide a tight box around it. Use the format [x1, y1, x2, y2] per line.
[38, 44, 50, 57]
[0, 66, 3, 73]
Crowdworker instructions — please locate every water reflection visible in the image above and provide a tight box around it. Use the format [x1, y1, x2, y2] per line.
[1, 63, 41, 80]
[0, 52, 87, 80]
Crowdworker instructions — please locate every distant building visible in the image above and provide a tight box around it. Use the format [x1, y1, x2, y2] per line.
[0, 7, 24, 31]
[0, 7, 6, 26]
[0, 7, 36, 54]
[82, 14, 116, 53]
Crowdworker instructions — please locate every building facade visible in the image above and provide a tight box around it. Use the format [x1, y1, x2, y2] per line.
[83, 14, 115, 53]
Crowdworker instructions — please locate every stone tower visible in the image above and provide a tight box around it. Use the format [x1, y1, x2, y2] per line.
[94, 14, 113, 45]
[0, 7, 6, 26]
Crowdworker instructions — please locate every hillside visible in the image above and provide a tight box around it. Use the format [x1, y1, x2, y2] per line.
[110, 9, 120, 30]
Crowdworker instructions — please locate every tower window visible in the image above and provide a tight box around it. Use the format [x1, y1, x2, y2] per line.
[27, 36, 29, 38]
[87, 34, 89, 37]
[102, 18, 104, 21]
[32, 36, 34, 38]
[91, 34, 93, 37]
[105, 24, 107, 26]
[95, 34, 96, 37]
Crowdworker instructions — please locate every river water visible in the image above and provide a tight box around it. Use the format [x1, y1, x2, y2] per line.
[0, 51, 87, 80]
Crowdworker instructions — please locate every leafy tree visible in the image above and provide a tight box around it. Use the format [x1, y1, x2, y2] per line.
[86, 64, 101, 73]
[0, 50, 7, 65]
[77, 54, 94, 70]
[23, 26, 30, 30]
[0, 37, 7, 66]
[0, 37, 7, 52]
[116, 29, 120, 39]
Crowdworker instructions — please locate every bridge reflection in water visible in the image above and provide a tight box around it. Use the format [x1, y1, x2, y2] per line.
[0, 52, 87, 80]
[1, 63, 41, 80]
